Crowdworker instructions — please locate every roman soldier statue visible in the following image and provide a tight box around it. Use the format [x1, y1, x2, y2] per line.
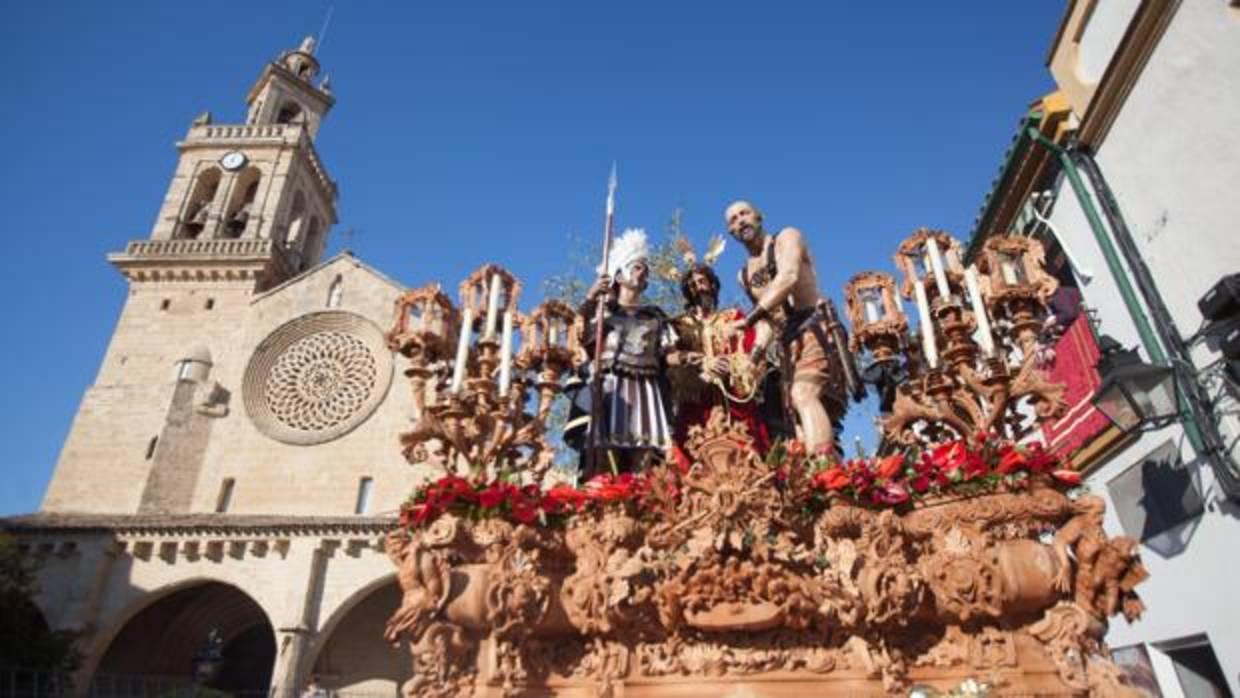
[565, 229, 678, 475]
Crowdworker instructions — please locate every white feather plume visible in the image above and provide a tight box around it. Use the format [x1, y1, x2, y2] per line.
[606, 228, 650, 281]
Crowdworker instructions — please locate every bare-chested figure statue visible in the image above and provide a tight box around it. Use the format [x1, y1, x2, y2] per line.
[726, 200, 850, 455]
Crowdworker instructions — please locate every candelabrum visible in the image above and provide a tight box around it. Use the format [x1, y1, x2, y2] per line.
[389, 264, 575, 484]
[845, 228, 1067, 449]
[387, 283, 458, 419]
[517, 300, 580, 422]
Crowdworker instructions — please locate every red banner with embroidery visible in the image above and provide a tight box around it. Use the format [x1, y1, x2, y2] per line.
[1041, 314, 1112, 459]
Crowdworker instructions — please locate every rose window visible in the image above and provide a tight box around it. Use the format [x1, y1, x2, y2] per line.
[244, 311, 393, 445]
[264, 330, 377, 432]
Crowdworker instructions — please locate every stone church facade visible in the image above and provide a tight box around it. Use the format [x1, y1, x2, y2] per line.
[6, 39, 424, 696]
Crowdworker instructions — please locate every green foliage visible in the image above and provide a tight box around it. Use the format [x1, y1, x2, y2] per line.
[0, 532, 80, 674]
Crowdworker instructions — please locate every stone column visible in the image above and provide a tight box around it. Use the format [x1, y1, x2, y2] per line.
[268, 538, 335, 697]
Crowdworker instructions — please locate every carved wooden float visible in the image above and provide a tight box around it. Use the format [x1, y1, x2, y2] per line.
[385, 412, 1148, 697]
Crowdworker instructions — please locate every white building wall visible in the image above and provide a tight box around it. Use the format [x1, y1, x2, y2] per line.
[1091, 0, 1240, 340]
[1040, 2, 1240, 693]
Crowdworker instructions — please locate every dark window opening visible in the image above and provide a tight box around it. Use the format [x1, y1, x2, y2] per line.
[215, 478, 236, 513]
[354, 477, 374, 515]
[224, 180, 260, 239]
[144, 436, 158, 460]
[275, 103, 302, 125]
[1164, 638, 1233, 698]
[160, 298, 171, 311]
[205, 298, 215, 310]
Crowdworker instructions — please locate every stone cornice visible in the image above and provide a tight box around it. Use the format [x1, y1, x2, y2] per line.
[108, 237, 295, 286]
[2, 512, 397, 537]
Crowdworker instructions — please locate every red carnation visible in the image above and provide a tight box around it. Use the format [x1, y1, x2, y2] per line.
[814, 467, 850, 491]
[547, 484, 588, 512]
[478, 483, 508, 509]
[877, 454, 905, 480]
[1051, 469, 1082, 485]
[996, 446, 1026, 474]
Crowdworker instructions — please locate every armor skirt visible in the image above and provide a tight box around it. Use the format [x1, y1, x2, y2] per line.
[594, 372, 673, 449]
[565, 372, 674, 451]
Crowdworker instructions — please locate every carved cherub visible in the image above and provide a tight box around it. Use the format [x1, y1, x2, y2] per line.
[1093, 536, 1148, 622]
[384, 533, 452, 643]
[1050, 495, 1145, 620]
[1051, 496, 1105, 594]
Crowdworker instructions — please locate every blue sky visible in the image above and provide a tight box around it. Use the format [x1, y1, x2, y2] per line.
[0, 2, 1065, 514]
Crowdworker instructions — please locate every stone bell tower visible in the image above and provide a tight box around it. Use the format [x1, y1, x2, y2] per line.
[42, 38, 339, 514]
[133, 35, 339, 278]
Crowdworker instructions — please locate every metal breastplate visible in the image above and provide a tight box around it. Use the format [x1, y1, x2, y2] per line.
[599, 311, 663, 376]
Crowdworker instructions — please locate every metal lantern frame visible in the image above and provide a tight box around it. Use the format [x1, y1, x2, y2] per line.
[1091, 337, 1183, 434]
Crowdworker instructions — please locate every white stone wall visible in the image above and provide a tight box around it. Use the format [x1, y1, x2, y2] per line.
[1041, 2, 1240, 693]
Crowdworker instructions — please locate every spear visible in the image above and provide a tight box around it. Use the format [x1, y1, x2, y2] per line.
[587, 164, 618, 471]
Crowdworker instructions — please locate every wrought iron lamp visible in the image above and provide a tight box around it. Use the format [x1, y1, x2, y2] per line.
[1091, 335, 1181, 433]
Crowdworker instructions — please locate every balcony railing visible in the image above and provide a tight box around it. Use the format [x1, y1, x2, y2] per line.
[119, 238, 274, 259]
[186, 124, 290, 141]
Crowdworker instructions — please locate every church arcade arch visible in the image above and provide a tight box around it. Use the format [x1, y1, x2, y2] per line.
[305, 573, 408, 695]
[88, 579, 276, 695]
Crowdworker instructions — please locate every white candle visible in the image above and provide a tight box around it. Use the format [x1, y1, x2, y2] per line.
[451, 307, 473, 393]
[484, 274, 502, 339]
[965, 267, 996, 357]
[1001, 259, 1020, 285]
[914, 280, 939, 369]
[862, 292, 882, 323]
[499, 310, 514, 393]
[926, 237, 951, 299]
[905, 255, 920, 286]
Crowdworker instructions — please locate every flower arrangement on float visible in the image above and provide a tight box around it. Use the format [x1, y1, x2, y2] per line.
[399, 433, 1083, 531]
[398, 471, 662, 529]
[783, 433, 1083, 508]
